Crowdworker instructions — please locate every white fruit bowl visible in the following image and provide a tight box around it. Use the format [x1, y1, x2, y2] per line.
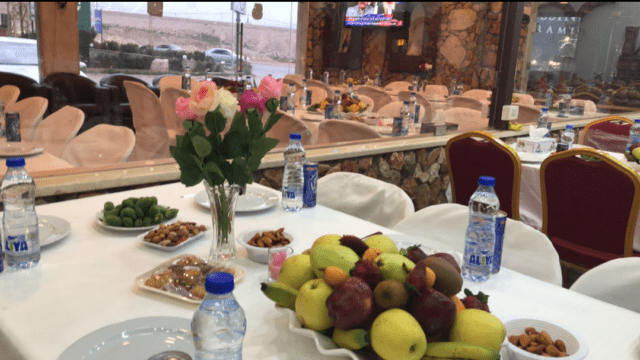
[501, 318, 588, 360]
[237, 229, 294, 264]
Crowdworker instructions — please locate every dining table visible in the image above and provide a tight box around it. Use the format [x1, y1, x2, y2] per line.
[1, 181, 640, 360]
[0, 141, 74, 174]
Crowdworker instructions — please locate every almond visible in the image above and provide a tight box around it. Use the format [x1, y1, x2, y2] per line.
[540, 331, 554, 346]
[546, 344, 561, 357]
[519, 334, 532, 347]
[555, 339, 566, 353]
[508, 335, 519, 346]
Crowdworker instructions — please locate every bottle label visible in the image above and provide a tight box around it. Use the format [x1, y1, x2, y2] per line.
[5, 235, 29, 252]
[556, 143, 570, 152]
[463, 214, 495, 269]
[283, 186, 297, 200]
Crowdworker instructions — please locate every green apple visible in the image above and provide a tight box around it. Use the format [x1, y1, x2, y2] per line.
[449, 309, 506, 351]
[295, 279, 334, 332]
[309, 244, 360, 279]
[364, 235, 399, 254]
[375, 253, 415, 283]
[312, 234, 342, 249]
[370, 309, 427, 360]
[278, 254, 316, 290]
[633, 147, 640, 160]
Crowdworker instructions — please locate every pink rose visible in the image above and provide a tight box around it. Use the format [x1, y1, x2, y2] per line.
[257, 75, 283, 99]
[175, 96, 197, 119]
[239, 89, 268, 114]
[191, 81, 217, 101]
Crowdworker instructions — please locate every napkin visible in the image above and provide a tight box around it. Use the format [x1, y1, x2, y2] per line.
[529, 125, 548, 139]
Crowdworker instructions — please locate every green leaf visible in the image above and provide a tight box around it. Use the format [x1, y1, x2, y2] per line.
[263, 112, 282, 134]
[265, 98, 279, 114]
[170, 146, 197, 168]
[219, 161, 234, 184]
[204, 161, 224, 179]
[192, 135, 212, 158]
[183, 120, 195, 131]
[246, 108, 263, 140]
[229, 111, 248, 135]
[179, 165, 204, 186]
[188, 121, 206, 138]
[222, 131, 245, 159]
[247, 137, 279, 171]
[205, 109, 227, 134]
[231, 158, 252, 186]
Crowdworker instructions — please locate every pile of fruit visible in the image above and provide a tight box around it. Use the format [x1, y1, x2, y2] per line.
[102, 197, 178, 228]
[261, 233, 506, 360]
[625, 143, 640, 164]
[309, 95, 368, 114]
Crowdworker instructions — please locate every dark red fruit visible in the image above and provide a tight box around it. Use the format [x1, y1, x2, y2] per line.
[326, 277, 374, 330]
[631, 142, 640, 152]
[405, 259, 428, 294]
[350, 260, 384, 290]
[340, 235, 369, 257]
[406, 245, 429, 264]
[461, 288, 490, 313]
[409, 287, 457, 336]
[428, 253, 461, 274]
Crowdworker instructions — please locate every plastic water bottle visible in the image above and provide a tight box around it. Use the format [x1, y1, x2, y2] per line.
[557, 124, 575, 152]
[455, 81, 464, 96]
[537, 107, 549, 129]
[412, 76, 418, 91]
[400, 101, 411, 136]
[182, 66, 191, 90]
[324, 71, 330, 85]
[449, 78, 457, 96]
[300, 79, 308, 111]
[545, 89, 553, 109]
[462, 176, 500, 282]
[282, 133, 305, 212]
[333, 90, 342, 119]
[307, 68, 313, 80]
[205, 69, 213, 82]
[340, 69, 346, 85]
[192, 272, 246, 360]
[2, 157, 39, 270]
[0, 98, 5, 138]
[348, 83, 354, 98]
[245, 76, 252, 91]
[409, 91, 417, 123]
[626, 119, 640, 153]
[287, 84, 296, 116]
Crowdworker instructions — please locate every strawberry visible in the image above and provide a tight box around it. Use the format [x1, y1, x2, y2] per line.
[461, 288, 490, 313]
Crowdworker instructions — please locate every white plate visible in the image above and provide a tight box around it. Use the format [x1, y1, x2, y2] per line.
[139, 222, 209, 251]
[57, 316, 193, 360]
[388, 233, 462, 265]
[195, 185, 280, 212]
[95, 205, 175, 232]
[0, 142, 43, 157]
[39, 215, 71, 247]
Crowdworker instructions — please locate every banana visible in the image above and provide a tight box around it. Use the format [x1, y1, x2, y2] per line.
[332, 328, 370, 351]
[424, 342, 500, 360]
[260, 282, 298, 310]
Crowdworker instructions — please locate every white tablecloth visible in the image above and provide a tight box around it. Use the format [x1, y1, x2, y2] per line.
[1, 182, 640, 360]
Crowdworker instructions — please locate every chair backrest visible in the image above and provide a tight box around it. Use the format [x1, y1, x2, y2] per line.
[580, 116, 633, 153]
[424, 85, 449, 98]
[0, 85, 20, 108]
[512, 93, 535, 105]
[356, 86, 393, 112]
[433, 107, 486, 131]
[569, 258, 640, 313]
[123, 81, 170, 161]
[515, 104, 542, 124]
[282, 78, 303, 93]
[461, 89, 492, 101]
[540, 148, 640, 269]
[307, 79, 332, 96]
[160, 87, 191, 134]
[43, 72, 99, 104]
[397, 91, 432, 123]
[355, 94, 375, 114]
[316, 119, 383, 145]
[384, 81, 412, 92]
[298, 86, 328, 105]
[61, 124, 135, 167]
[5, 96, 48, 141]
[392, 203, 563, 286]
[376, 101, 405, 120]
[0, 72, 50, 101]
[318, 172, 415, 228]
[265, 112, 313, 148]
[446, 131, 522, 220]
[99, 74, 150, 103]
[284, 74, 305, 84]
[31, 106, 84, 158]
[158, 76, 198, 95]
[448, 96, 484, 112]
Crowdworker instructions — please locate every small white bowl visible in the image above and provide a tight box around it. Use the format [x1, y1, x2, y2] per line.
[502, 318, 588, 360]
[237, 229, 294, 264]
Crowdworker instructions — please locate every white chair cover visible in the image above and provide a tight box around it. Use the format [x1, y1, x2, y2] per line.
[376, 101, 405, 120]
[448, 96, 484, 112]
[384, 81, 412, 92]
[31, 106, 84, 158]
[513, 93, 535, 106]
[307, 79, 332, 96]
[5, 96, 48, 141]
[0, 85, 20, 108]
[392, 203, 562, 286]
[569, 258, 640, 313]
[461, 89, 492, 101]
[160, 87, 190, 145]
[315, 119, 383, 145]
[515, 104, 542, 124]
[265, 112, 313, 148]
[61, 124, 135, 167]
[356, 86, 393, 112]
[124, 81, 171, 161]
[552, 99, 597, 113]
[424, 85, 449, 98]
[433, 107, 487, 132]
[318, 172, 415, 228]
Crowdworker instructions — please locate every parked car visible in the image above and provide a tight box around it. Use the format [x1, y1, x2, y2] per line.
[204, 48, 250, 66]
[0, 37, 87, 82]
[154, 44, 182, 52]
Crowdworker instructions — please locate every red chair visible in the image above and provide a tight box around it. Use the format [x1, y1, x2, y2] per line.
[579, 116, 633, 153]
[445, 131, 522, 220]
[540, 148, 640, 271]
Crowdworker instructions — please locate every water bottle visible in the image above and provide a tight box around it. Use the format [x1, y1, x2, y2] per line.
[348, 83, 354, 98]
[2, 157, 39, 270]
[0, 98, 5, 138]
[412, 76, 418, 91]
[307, 68, 313, 80]
[333, 90, 342, 119]
[400, 101, 411, 136]
[192, 272, 246, 360]
[449, 78, 457, 96]
[545, 88, 553, 109]
[245, 76, 252, 91]
[300, 79, 308, 111]
[409, 91, 417, 123]
[455, 81, 464, 96]
[282, 133, 305, 212]
[462, 176, 500, 282]
[626, 119, 640, 153]
[182, 66, 191, 90]
[340, 69, 346, 85]
[324, 71, 330, 85]
[537, 107, 549, 129]
[205, 69, 213, 82]
[556, 124, 575, 152]
[287, 84, 296, 116]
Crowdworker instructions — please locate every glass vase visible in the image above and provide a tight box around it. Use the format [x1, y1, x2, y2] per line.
[204, 181, 241, 262]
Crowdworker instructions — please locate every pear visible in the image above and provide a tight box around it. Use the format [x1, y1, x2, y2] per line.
[373, 279, 409, 309]
[370, 309, 427, 360]
[310, 244, 360, 280]
[449, 309, 506, 351]
[375, 253, 415, 283]
[364, 235, 399, 254]
[278, 254, 316, 290]
[312, 234, 342, 249]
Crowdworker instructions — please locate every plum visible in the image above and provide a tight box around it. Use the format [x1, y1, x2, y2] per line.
[409, 287, 457, 336]
[326, 277, 374, 330]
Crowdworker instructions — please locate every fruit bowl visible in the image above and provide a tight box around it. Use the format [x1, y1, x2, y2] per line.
[502, 318, 588, 360]
[237, 229, 294, 264]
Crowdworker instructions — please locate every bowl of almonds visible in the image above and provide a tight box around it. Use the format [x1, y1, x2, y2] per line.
[237, 228, 293, 264]
[502, 318, 588, 360]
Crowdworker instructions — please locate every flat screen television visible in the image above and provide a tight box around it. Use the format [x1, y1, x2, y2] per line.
[344, 2, 406, 27]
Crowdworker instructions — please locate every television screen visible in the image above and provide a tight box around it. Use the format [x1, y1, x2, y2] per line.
[344, 2, 406, 27]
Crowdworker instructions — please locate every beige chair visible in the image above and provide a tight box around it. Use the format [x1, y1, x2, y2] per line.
[424, 84, 449, 98]
[284, 74, 305, 84]
[123, 81, 171, 161]
[317, 172, 415, 228]
[397, 91, 433, 123]
[384, 81, 412, 92]
[297, 86, 328, 105]
[316, 119, 383, 145]
[552, 99, 597, 113]
[447, 96, 484, 113]
[515, 104, 542, 124]
[282, 78, 303, 93]
[433, 107, 487, 132]
[377, 101, 427, 123]
[158, 76, 198, 95]
[265, 112, 313, 148]
[0, 85, 20, 108]
[61, 124, 135, 167]
[160, 87, 191, 145]
[356, 86, 393, 112]
[5, 96, 48, 141]
[513, 93, 535, 106]
[31, 106, 84, 158]
[355, 94, 375, 114]
[461, 89, 492, 101]
[307, 79, 332, 96]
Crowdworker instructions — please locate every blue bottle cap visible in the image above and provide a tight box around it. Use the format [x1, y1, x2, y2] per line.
[478, 176, 495, 187]
[635, 119, 640, 123]
[290, 133, 302, 140]
[566, 124, 574, 129]
[542, 107, 548, 112]
[205, 272, 234, 295]
[411, 92, 416, 96]
[6, 157, 25, 167]
[404, 100, 409, 104]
